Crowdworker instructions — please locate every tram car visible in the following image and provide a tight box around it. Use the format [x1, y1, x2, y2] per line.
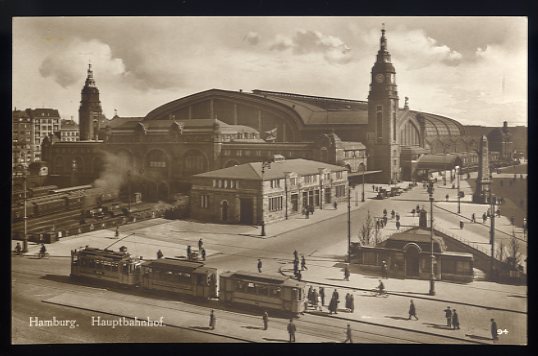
[70, 247, 143, 286]
[70, 247, 306, 315]
[140, 259, 218, 299]
[219, 271, 307, 314]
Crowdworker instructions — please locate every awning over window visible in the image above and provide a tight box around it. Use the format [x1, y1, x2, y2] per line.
[415, 154, 462, 171]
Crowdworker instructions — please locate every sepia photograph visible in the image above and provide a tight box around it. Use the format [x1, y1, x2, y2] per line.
[11, 16, 527, 345]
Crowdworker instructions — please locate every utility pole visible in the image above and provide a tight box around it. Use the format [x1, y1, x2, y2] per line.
[347, 179, 351, 263]
[429, 180, 435, 296]
[361, 164, 366, 202]
[260, 160, 272, 237]
[456, 165, 461, 214]
[489, 192, 496, 281]
[21, 165, 28, 253]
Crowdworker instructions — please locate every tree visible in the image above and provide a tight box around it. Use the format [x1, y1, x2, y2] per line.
[359, 211, 374, 246]
[506, 235, 521, 270]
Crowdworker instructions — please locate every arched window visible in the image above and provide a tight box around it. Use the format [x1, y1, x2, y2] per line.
[146, 150, 168, 169]
[184, 150, 208, 175]
[376, 111, 383, 139]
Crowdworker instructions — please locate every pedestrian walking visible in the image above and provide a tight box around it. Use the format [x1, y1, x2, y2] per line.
[444, 306, 452, 328]
[510, 216, 515, 225]
[329, 295, 336, 314]
[15, 242, 22, 256]
[482, 213, 487, 223]
[308, 286, 314, 305]
[396, 213, 400, 222]
[416, 204, 420, 213]
[301, 255, 307, 270]
[396, 221, 401, 231]
[287, 319, 296, 343]
[471, 213, 476, 223]
[293, 260, 299, 276]
[320, 287, 325, 306]
[257, 259, 263, 273]
[445, 194, 449, 202]
[452, 309, 460, 329]
[372, 185, 375, 192]
[391, 210, 395, 219]
[312, 289, 319, 310]
[156, 249, 163, 259]
[349, 294, 355, 313]
[39, 244, 47, 258]
[262, 311, 269, 330]
[209, 309, 216, 330]
[408, 299, 418, 320]
[293, 249, 299, 261]
[411, 208, 416, 217]
[383, 208, 388, 216]
[115, 226, 119, 237]
[201, 247, 206, 261]
[383, 216, 388, 226]
[198, 238, 203, 250]
[381, 260, 388, 279]
[491, 319, 499, 340]
[344, 324, 353, 343]
[345, 293, 351, 311]
[344, 265, 350, 281]
[334, 201, 338, 210]
[187, 245, 192, 259]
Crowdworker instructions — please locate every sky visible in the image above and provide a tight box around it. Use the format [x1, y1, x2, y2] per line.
[12, 17, 527, 127]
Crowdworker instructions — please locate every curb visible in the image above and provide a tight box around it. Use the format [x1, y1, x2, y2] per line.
[434, 204, 526, 242]
[279, 265, 525, 315]
[310, 311, 488, 345]
[42, 299, 254, 343]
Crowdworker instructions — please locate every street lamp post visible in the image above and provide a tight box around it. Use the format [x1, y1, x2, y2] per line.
[127, 170, 132, 213]
[260, 160, 272, 237]
[347, 176, 351, 263]
[361, 164, 366, 203]
[20, 165, 29, 253]
[429, 181, 435, 296]
[456, 165, 461, 214]
[489, 192, 496, 281]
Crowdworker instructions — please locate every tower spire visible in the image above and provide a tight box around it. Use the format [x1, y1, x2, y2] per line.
[380, 23, 387, 51]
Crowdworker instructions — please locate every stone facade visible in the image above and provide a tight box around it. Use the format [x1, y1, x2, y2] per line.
[190, 158, 348, 225]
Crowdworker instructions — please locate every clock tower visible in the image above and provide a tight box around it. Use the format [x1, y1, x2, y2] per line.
[79, 64, 103, 141]
[367, 25, 400, 183]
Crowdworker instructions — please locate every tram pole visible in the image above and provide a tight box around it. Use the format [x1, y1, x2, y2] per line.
[347, 168, 351, 263]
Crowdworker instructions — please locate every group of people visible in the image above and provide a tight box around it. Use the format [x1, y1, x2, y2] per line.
[292, 250, 307, 280]
[186, 238, 207, 261]
[306, 286, 322, 311]
[443, 306, 460, 330]
[302, 205, 315, 219]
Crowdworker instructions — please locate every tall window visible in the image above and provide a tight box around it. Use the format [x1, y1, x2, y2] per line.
[269, 196, 283, 211]
[200, 195, 209, 209]
[376, 105, 383, 139]
[393, 113, 396, 142]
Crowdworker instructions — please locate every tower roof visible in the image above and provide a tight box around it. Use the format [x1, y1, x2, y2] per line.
[82, 63, 99, 94]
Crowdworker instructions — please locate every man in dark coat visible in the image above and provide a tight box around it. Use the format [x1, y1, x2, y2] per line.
[408, 299, 418, 320]
[349, 294, 355, 313]
[452, 309, 460, 329]
[344, 266, 350, 281]
[301, 255, 307, 270]
[201, 247, 206, 261]
[319, 287, 325, 306]
[262, 312, 269, 330]
[257, 259, 263, 273]
[444, 306, 452, 328]
[198, 238, 203, 250]
[209, 309, 216, 330]
[344, 324, 353, 343]
[287, 319, 296, 343]
[156, 249, 163, 259]
[187, 245, 192, 259]
[491, 319, 499, 340]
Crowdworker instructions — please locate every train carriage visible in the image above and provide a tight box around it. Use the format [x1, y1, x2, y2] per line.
[70, 247, 142, 286]
[219, 271, 306, 314]
[140, 258, 218, 299]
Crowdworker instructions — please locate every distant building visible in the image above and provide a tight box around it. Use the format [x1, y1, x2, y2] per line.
[190, 157, 348, 225]
[12, 109, 34, 168]
[59, 119, 80, 142]
[25, 108, 61, 161]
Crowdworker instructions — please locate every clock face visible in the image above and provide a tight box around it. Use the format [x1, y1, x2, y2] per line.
[375, 74, 385, 83]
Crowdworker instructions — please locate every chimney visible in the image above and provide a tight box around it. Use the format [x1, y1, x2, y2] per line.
[503, 121, 508, 129]
[404, 97, 409, 110]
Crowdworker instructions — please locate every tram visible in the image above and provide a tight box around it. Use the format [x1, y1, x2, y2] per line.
[219, 271, 307, 314]
[140, 258, 218, 299]
[70, 247, 143, 285]
[70, 246, 306, 315]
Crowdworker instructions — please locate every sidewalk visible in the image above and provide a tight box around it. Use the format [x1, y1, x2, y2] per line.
[279, 263, 526, 344]
[44, 291, 331, 343]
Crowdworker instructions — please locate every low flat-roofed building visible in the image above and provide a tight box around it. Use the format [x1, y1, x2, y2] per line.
[191, 157, 348, 226]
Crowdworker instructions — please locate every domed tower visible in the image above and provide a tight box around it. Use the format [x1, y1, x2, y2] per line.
[367, 25, 400, 183]
[79, 64, 103, 141]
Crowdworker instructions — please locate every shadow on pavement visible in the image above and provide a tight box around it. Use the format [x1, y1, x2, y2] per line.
[192, 326, 212, 330]
[385, 316, 411, 321]
[243, 326, 264, 330]
[263, 338, 289, 343]
[465, 334, 493, 341]
[423, 322, 453, 330]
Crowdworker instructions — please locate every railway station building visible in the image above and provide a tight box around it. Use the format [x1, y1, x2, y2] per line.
[41, 27, 512, 201]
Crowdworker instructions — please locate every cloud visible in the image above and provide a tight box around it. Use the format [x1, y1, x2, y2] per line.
[270, 29, 352, 64]
[39, 39, 125, 88]
[363, 28, 462, 70]
[243, 31, 260, 45]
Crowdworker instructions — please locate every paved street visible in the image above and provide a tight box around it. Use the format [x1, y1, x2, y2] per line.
[12, 181, 526, 344]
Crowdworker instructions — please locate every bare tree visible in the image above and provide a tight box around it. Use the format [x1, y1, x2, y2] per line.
[359, 211, 374, 246]
[506, 235, 521, 270]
